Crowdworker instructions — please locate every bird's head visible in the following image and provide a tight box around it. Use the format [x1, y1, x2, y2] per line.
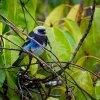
[33, 26, 46, 36]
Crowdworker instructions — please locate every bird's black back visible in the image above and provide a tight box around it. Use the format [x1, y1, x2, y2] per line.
[19, 31, 48, 55]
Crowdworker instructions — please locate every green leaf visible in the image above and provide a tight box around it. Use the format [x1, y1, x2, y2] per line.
[64, 31, 76, 50]
[68, 70, 94, 99]
[7, 0, 17, 23]
[3, 35, 11, 66]
[6, 71, 19, 100]
[95, 81, 100, 100]
[44, 4, 66, 27]
[76, 56, 87, 66]
[0, 70, 6, 88]
[0, 55, 4, 66]
[29, 58, 38, 76]
[3, 35, 23, 67]
[47, 97, 59, 100]
[47, 27, 72, 61]
[67, 4, 80, 21]
[0, 0, 8, 16]
[16, 0, 37, 32]
[35, 74, 46, 79]
[64, 18, 82, 43]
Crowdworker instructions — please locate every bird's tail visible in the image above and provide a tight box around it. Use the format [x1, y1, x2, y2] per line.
[12, 56, 23, 67]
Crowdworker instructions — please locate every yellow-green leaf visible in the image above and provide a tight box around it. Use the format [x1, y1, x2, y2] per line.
[47, 97, 59, 100]
[47, 27, 72, 61]
[44, 4, 66, 27]
[67, 4, 80, 21]
[64, 18, 82, 43]
[3, 35, 23, 67]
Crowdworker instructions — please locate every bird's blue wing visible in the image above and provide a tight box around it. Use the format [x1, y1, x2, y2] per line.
[22, 31, 35, 47]
[19, 31, 36, 55]
[23, 41, 38, 51]
[22, 35, 39, 52]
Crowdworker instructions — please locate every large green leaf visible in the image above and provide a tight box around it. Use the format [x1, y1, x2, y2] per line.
[47, 97, 59, 100]
[44, 4, 66, 27]
[16, 0, 37, 32]
[0, 0, 8, 16]
[29, 58, 38, 76]
[64, 18, 82, 43]
[67, 4, 80, 21]
[7, 0, 17, 23]
[3, 35, 23, 67]
[64, 31, 76, 51]
[68, 70, 94, 100]
[47, 27, 72, 61]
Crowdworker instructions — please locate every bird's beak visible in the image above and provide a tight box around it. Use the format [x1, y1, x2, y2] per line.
[41, 31, 46, 36]
[42, 31, 46, 34]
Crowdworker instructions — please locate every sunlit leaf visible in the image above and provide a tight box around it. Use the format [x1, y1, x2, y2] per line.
[47, 97, 59, 100]
[29, 58, 38, 76]
[47, 27, 72, 61]
[67, 4, 80, 21]
[7, 0, 17, 23]
[44, 4, 66, 27]
[16, 0, 37, 32]
[64, 18, 82, 43]
[35, 74, 46, 79]
[68, 70, 94, 99]
[3, 35, 23, 67]
[76, 56, 87, 66]
[64, 30, 76, 50]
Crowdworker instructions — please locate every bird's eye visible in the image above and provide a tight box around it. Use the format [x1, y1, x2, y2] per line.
[38, 29, 45, 32]
[38, 29, 41, 32]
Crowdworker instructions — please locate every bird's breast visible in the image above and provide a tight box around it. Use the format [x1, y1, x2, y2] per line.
[31, 46, 45, 56]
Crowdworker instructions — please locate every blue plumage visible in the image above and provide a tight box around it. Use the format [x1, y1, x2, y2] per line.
[12, 26, 48, 66]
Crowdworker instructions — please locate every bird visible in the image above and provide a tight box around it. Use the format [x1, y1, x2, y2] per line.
[12, 26, 48, 67]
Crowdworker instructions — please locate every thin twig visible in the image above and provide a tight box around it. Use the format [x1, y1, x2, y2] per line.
[20, 0, 28, 33]
[22, 3, 39, 26]
[17, 73, 24, 99]
[0, 47, 21, 51]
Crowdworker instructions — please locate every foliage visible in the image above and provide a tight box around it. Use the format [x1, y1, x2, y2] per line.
[0, 0, 100, 100]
